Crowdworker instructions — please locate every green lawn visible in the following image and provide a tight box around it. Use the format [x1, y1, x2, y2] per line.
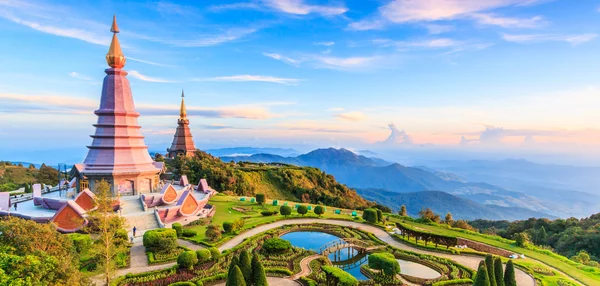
[183, 195, 362, 245]
[388, 217, 600, 286]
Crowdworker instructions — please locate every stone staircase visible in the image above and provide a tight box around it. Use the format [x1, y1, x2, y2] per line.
[119, 196, 160, 235]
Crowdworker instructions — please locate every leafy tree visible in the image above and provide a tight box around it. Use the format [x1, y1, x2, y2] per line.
[36, 164, 59, 186]
[238, 250, 252, 283]
[28, 164, 36, 170]
[154, 153, 165, 162]
[177, 251, 198, 270]
[86, 180, 127, 285]
[473, 261, 491, 286]
[280, 205, 292, 216]
[206, 224, 222, 241]
[255, 193, 266, 205]
[453, 220, 475, 231]
[485, 255, 497, 286]
[314, 205, 325, 216]
[494, 257, 505, 286]
[504, 260, 517, 286]
[297, 205, 308, 216]
[445, 212, 454, 225]
[571, 250, 592, 264]
[252, 254, 268, 286]
[362, 208, 378, 223]
[514, 232, 530, 247]
[419, 208, 441, 223]
[0, 217, 86, 285]
[227, 265, 246, 286]
[537, 226, 548, 245]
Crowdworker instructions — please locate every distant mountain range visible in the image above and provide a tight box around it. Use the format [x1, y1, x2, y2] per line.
[205, 147, 299, 158]
[221, 148, 558, 220]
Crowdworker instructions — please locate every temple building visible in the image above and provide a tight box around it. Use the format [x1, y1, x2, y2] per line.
[71, 15, 163, 196]
[166, 91, 197, 158]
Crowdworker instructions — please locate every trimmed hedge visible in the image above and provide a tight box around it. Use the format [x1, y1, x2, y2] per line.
[368, 252, 400, 276]
[432, 278, 474, 286]
[322, 266, 358, 286]
[396, 222, 458, 249]
[261, 210, 278, 216]
[172, 223, 183, 237]
[177, 250, 198, 269]
[182, 229, 196, 237]
[196, 249, 211, 263]
[143, 228, 178, 253]
[262, 237, 292, 254]
[169, 282, 196, 286]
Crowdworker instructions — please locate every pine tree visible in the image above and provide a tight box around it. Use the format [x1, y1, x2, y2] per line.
[473, 262, 491, 286]
[226, 265, 247, 286]
[252, 254, 268, 286]
[227, 256, 239, 282]
[494, 257, 505, 286]
[399, 205, 407, 216]
[537, 226, 548, 245]
[504, 260, 517, 286]
[485, 255, 497, 286]
[239, 250, 252, 284]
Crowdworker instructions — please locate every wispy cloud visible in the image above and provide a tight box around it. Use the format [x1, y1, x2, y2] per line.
[209, 2, 262, 12]
[313, 55, 383, 70]
[195, 75, 302, 85]
[347, 19, 385, 31]
[262, 52, 301, 65]
[424, 24, 455, 34]
[128, 57, 174, 67]
[141, 27, 259, 47]
[336, 111, 366, 121]
[502, 33, 597, 45]
[327, 107, 345, 112]
[263, 0, 347, 16]
[313, 41, 335, 46]
[128, 70, 177, 83]
[69, 72, 92, 81]
[471, 13, 544, 28]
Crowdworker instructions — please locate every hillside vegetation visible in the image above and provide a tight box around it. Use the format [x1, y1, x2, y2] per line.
[168, 151, 374, 210]
[0, 161, 58, 192]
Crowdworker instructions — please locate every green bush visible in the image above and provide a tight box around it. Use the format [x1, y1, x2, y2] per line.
[182, 229, 196, 237]
[209, 247, 220, 260]
[298, 277, 318, 286]
[432, 279, 473, 286]
[177, 250, 198, 269]
[297, 205, 308, 216]
[169, 282, 196, 286]
[314, 206, 325, 216]
[255, 193, 266, 205]
[68, 233, 91, 254]
[172, 223, 183, 237]
[260, 210, 277, 216]
[362, 208, 378, 223]
[322, 266, 358, 286]
[196, 249, 211, 263]
[262, 237, 292, 254]
[280, 205, 292, 216]
[368, 252, 400, 276]
[223, 221, 234, 233]
[252, 254, 268, 286]
[143, 228, 178, 253]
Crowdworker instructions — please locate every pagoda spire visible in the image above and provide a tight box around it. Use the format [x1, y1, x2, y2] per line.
[106, 15, 126, 68]
[179, 89, 187, 120]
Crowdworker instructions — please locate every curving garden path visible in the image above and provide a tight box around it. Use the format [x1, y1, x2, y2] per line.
[114, 219, 551, 286]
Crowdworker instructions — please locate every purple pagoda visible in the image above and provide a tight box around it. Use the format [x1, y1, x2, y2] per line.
[72, 16, 163, 196]
[167, 90, 197, 158]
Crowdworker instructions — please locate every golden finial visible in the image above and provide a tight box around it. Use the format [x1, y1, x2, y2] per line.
[180, 90, 187, 119]
[106, 14, 126, 68]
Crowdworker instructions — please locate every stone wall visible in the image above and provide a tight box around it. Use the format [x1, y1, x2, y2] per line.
[457, 238, 514, 257]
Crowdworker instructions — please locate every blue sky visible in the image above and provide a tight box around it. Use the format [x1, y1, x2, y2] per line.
[1, 0, 600, 163]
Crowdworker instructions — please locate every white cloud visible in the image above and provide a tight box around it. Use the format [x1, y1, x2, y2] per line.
[313, 41, 335, 46]
[424, 24, 455, 34]
[128, 57, 173, 67]
[347, 19, 386, 31]
[262, 52, 301, 65]
[69, 72, 92, 81]
[263, 0, 347, 16]
[195, 75, 302, 85]
[313, 55, 383, 70]
[502, 33, 597, 45]
[327, 107, 345, 112]
[335, 111, 366, 121]
[149, 28, 258, 47]
[209, 2, 262, 12]
[375, 38, 461, 49]
[471, 13, 544, 28]
[128, 70, 177, 83]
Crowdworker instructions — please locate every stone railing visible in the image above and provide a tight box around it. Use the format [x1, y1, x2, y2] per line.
[457, 238, 514, 257]
[153, 207, 165, 228]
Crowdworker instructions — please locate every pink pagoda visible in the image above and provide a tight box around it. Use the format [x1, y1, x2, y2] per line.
[167, 91, 197, 158]
[72, 15, 162, 196]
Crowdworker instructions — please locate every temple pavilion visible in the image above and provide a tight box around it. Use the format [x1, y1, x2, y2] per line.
[71, 15, 163, 196]
[166, 91, 197, 158]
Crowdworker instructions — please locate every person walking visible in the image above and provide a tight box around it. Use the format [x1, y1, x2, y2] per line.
[133, 226, 137, 237]
[13, 203, 17, 211]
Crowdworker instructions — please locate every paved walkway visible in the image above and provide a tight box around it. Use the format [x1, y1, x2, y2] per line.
[111, 218, 592, 286]
[288, 254, 323, 280]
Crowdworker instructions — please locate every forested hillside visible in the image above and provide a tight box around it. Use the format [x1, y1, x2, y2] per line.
[167, 151, 375, 210]
[470, 214, 600, 265]
[0, 161, 58, 192]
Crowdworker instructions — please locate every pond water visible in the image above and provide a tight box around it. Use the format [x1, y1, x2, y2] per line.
[280, 231, 441, 281]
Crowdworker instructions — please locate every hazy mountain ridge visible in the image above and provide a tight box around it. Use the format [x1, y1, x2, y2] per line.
[221, 148, 556, 219]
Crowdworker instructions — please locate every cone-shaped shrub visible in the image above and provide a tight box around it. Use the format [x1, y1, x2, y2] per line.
[504, 260, 517, 286]
[473, 262, 491, 286]
[485, 255, 497, 286]
[239, 250, 253, 283]
[226, 265, 246, 286]
[494, 257, 505, 286]
[252, 254, 268, 286]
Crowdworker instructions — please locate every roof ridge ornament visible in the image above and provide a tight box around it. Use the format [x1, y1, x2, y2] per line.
[106, 14, 126, 68]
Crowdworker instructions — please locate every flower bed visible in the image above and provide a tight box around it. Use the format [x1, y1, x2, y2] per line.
[147, 246, 192, 265]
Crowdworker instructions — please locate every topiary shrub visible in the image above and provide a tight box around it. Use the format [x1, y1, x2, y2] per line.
[205, 224, 222, 242]
[362, 208, 378, 223]
[209, 247, 220, 260]
[314, 206, 325, 216]
[261, 210, 277, 216]
[196, 249, 211, 264]
[182, 229, 197, 237]
[68, 233, 91, 254]
[297, 205, 308, 216]
[368, 252, 400, 276]
[177, 250, 198, 269]
[172, 223, 183, 237]
[322, 265, 358, 286]
[223, 221, 234, 233]
[143, 228, 178, 253]
[255, 193, 266, 205]
[169, 282, 196, 286]
[262, 237, 292, 254]
[280, 205, 292, 216]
